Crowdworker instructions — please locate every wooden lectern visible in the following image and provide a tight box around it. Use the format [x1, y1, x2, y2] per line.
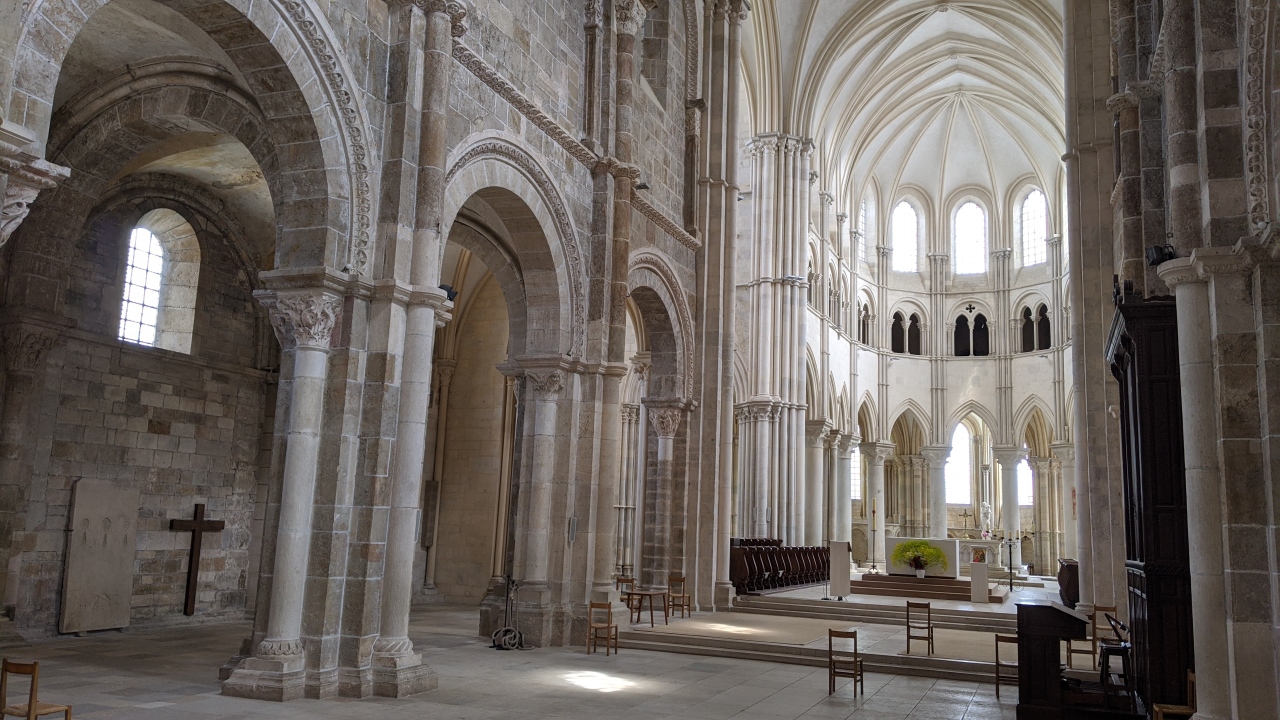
[1016, 600, 1087, 719]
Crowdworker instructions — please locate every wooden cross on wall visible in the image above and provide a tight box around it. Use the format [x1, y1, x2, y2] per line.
[169, 503, 225, 616]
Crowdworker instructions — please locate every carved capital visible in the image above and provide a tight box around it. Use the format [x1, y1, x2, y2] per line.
[1, 323, 60, 374]
[648, 407, 683, 438]
[621, 403, 641, 423]
[615, 0, 649, 36]
[527, 370, 563, 401]
[0, 144, 70, 250]
[1105, 91, 1138, 114]
[805, 421, 831, 446]
[992, 446, 1027, 469]
[919, 446, 951, 465]
[260, 290, 343, 350]
[859, 442, 894, 465]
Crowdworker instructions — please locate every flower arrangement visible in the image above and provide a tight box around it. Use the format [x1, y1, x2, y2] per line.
[891, 540, 949, 573]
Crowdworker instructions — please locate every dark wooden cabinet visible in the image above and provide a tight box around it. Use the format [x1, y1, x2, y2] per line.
[1105, 291, 1194, 712]
[1016, 601, 1088, 719]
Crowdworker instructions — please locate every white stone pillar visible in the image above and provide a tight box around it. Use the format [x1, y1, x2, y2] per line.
[1051, 443, 1077, 561]
[861, 443, 893, 570]
[993, 448, 1025, 571]
[224, 288, 341, 702]
[920, 446, 949, 540]
[616, 404, 641, 577]
[804, 421, 827, 545]
[1158, 261, 1230, 720]
[832, 435, 853, 544]
[523, 370, 563, 590]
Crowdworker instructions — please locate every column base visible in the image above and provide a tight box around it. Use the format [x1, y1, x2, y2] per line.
[304, 668, 339, 700]
[413, 584, 446, 606]
[511, 583, 553, 647]
[714, 581, 736, 611]
[221, 656, 306, 702]
[372, 652, 436, 698]
[337, 666, 373, 698]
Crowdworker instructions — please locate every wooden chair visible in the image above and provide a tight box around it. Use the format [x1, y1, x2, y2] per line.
[1152, 671, 1196, 720]
[616, 576, 643, 624]
[668, 574, 692, 619]
[1099, 614, 1135, 713]
[828, 629, 864, 696]
[905, 601, 935, 656]
[587, 602, 618, 656]
[0, 660, 71, 720]
[1089, 605, 1118, 667]
[994, 634, 1019, 699]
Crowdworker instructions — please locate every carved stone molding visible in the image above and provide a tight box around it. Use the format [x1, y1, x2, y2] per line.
[261, 290, 343, 350]
[621, 403, 641, 423]
[527, 370, 564, 401]
[629, 250, 696, 398]
[632, 193, 701, 250]
[256, 638, 304, 660]
[1244, 0, 1271, 232]
[1, 323, 61, 374]
[647, 407, 683, 438]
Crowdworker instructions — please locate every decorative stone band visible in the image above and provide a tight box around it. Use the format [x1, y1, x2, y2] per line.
[0, 140, 71, 250]
[1244, 0, 1272, 233]
[372, 635, 415, 657]
[256, 637, 304, 660]
[526, 370, 564, 401]
[260, 290, 344, 350]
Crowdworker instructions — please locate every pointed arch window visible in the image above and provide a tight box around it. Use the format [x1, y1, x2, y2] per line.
[891, 201, 918, 272]
[858, 200, 869, 262]
[850, 448, 862, 500]
[1017, 458, 1034, 506]
[891, 312, 906, 353]
[859, 304, 871, 345]
[1021, 307, 1035, 352]
[1021, 189, 1048, 266]
[954, 315, 971, 356]
[954, 202, 987, 274]
[807, 260, 817, 307]
[945, 425, 971, 504]
[907, 314, 922, 355]
[1036, 304, 1051, 350]
[973, 314, 990, 356]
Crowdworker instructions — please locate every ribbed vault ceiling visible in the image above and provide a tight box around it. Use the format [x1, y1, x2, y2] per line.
[743, 0, 1064, 215]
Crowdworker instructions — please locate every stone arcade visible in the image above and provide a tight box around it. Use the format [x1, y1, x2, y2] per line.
[0, 0, 1277, 717]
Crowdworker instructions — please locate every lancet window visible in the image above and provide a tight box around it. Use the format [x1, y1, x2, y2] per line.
[945, 424, 972, 504]
[953, 201, 987, 274]
[954, 312, 990, 357]
[1021, 189, 1048, 266]
[891, 201, 918, 272]
[1020, 304, 1051, 352]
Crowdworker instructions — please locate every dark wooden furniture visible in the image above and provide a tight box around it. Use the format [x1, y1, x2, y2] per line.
[1015, 601, 1087, 719]
[1152, 672, 1195, 720]
[586, 602, 617, 655]
[668, 574, 691, 618]
[1057, 558, 1079, 608]
[628, 590, 668, 627]
[827, 629, 864, 695]
[0, 660, 71, 720]
[616, 576, 643, 624]
[995, 634, 1019, 699]
[905, 601, 934, 655]
[1107, 290, 1195, 711]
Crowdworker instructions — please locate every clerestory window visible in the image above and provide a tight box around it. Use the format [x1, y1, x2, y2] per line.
[891, 201, 918, 272]
[119, 227, 164, 347]
[953, 202, 987, 274]
[1021, 189, 1048, 266]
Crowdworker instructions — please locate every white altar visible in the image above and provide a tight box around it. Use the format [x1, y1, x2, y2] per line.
[885, 537, 959, 579]
[957, 539, 1006, 570]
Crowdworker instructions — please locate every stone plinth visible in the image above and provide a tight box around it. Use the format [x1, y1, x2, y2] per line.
[221, 656, 306, 702]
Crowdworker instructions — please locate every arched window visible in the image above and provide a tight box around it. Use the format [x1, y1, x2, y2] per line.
[945, 425, 971, 504]
[120, 228, 164, 346]
[891, 312, 906, 353]
[1021, 307, 1035, 352]
[953, 202, 987, 274]
[891, 201, 918, 272]
[807, 260, 817, 307]
[954, 315, 971, 356]
[850, 448, 862, 500]
[857, 200, 869, 262]
[859, 304, 871, 345]
[907, 313, 922, 355]
[1017, 458, 1034, 505]
[973, 314, 990, 356]
[1021, 189, 1048, 266]
[1036, 304, 1051, 350]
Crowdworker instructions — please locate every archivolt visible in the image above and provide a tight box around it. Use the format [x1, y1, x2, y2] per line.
[629, 248, 695, 400]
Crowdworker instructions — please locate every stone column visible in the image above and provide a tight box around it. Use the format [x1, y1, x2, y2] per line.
[1158, 260, 1229, 720]
[993, 448, 1025, 571]
[920, 446, 949, 540]
[832, 435, 853, 544]
[371, 0, 463, 697]
[224, 288, 341, 702]
[589, 368, 627, 605]
[645, 404, 684, 589]
[861, 443, 893, 570]
[522, 370, 563, 592]
[1051, 443, 1077, 560]
[1030, 457, 1056, 575]
[616, 404, 641, 577]
[804, 421, 828, 545]
[0, 316, 64, 608]
[422, 360, 455, 597]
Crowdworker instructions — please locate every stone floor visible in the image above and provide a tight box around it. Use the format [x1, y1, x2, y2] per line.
[0, 605, 1018, 719]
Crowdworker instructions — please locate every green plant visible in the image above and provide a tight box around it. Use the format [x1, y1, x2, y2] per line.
[891, 540, 948, 572]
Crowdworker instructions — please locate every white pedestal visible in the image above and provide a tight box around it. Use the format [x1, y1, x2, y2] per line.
[829, 541, 850, 597]
[970, 561, 989, 603]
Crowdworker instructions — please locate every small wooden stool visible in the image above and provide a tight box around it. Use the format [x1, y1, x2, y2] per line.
[0, 660, 71, 720]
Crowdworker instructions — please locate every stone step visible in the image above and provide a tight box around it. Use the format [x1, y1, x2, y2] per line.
[730, 595, 1019, 634]
[617, 629, 997, 684]
[847, 574, 1009, 603]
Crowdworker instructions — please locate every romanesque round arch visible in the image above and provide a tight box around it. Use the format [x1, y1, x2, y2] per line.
[629, 249, 694, 400]
[443, 134, 586, 358]
[7, 0, 372, 271]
